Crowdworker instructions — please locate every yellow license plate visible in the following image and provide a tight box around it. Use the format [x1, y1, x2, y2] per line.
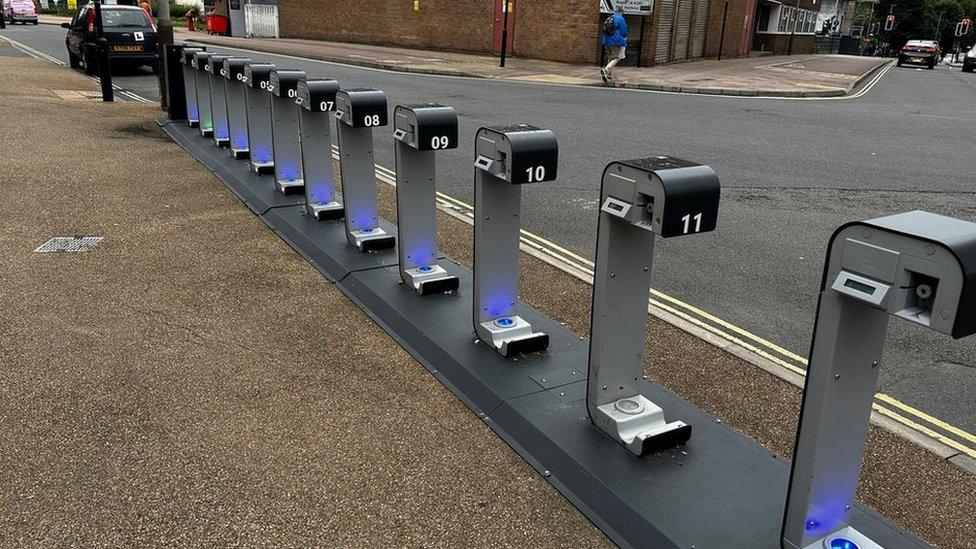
[113, 45, 143, 52]
[911, 57, 923, 63]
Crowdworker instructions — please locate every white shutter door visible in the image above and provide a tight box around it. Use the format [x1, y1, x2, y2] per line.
[691, 0, 709, 58]
[655, 0, 676, 63]
[672, 0, 694, 61]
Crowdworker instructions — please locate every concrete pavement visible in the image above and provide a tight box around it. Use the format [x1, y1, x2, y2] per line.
[1, 39, 975, 548]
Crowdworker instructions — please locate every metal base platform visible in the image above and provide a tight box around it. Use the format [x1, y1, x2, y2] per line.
[157, 116, 929, 549]
[158, 118, 304, 215]
[263, 206, 400, 283]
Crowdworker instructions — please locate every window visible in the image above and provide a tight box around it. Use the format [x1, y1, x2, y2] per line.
[101, 9, 151, 28]
[778, 6, 790, 32]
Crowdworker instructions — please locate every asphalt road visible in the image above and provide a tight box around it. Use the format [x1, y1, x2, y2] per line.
[5, 24, 975, 433]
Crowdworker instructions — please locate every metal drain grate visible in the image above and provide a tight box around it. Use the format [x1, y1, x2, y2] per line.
[34, 236, 104, 253]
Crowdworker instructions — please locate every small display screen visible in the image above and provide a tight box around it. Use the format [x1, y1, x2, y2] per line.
[844, 278, 876, 295]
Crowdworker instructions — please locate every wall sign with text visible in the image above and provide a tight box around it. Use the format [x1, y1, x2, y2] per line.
[599, 0, 653, 15]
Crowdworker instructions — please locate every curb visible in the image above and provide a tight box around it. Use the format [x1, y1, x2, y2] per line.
[185, 36, 854, 99]
[846, 58, 895, 94]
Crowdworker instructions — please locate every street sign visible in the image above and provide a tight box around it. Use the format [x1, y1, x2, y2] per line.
[884, 14, 895, 31]
[599, 0, 653, 16]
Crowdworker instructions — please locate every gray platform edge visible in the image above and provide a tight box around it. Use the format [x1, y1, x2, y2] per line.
[157, 116, 929, 549]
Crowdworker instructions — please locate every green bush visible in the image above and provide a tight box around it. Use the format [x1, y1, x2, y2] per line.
[168, 4, 192, 18]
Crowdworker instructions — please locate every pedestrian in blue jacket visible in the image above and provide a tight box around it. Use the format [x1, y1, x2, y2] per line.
[601, 5, 628, 83]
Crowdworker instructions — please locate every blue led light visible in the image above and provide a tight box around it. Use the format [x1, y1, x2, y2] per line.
[494, 317, 516, 328]
[417, 265, 433, 273]
[829, 538, 858, 549]
[277, 163, 299, 181]
[309, 179, 334, 203]
[252, 147, 271, 163]
[361, 228, 374, 234]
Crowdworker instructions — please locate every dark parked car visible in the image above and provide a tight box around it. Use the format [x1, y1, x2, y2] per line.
[897, 40, 940, 69]
[963, 47, 976, 73]
[63, 4, 157, 76]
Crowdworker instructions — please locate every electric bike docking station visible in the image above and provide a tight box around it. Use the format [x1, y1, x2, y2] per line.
[243, 62, 275, 175]
[223, 57, 251, 160]
[160, 112, 941, 546]
[296, 79, 344, 221]
[205, 54, 232, 148]
[335, 89, 396, 252]
[782, 210, 976, 549]
[472, 125, 557, 357]
[393, 104, 460, 295]
[190, 51, 214, 137]
[587, 157, 720, 456]
[268, 69, 307, 196]
[180, 46, 205, 128]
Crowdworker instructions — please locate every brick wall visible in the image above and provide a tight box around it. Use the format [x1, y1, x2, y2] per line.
[277, 0, 776, 66]
[705, 0, 752, 59]
[278, 0, 493, 56]
[752, 33, 814, 54]
[278, 0, 609, 65]
[513, 1, 601, 64]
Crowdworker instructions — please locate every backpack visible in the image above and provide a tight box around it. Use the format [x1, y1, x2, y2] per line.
[602, 15, 617, 36]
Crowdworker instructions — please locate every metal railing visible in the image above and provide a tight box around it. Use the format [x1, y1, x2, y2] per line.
[244, 4, 278, 39]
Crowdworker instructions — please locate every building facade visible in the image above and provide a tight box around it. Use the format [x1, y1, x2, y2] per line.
[752, 0, 820, 54]
[276, 0, 817, 67]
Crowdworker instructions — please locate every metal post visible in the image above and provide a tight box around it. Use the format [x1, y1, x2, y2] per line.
[223, 57, 251, 158]
[335, 89, 396, 252]
[269, 69, 307, 195]
[192, 52, 213, 136]
[206, 55, 231, 147]
[181, 47, 205, 127]
[157, 0, 174, 110]
[296, 79, 343, 220]
[787, 0, 800, 56]
[782, 211, 976, 549]
[586, 157, 720, 456]
[499, 0, 510, 68]
[93, 0, 113, 102]
[472, 125, 557, 358]
[164, 44, 187, 120]
[242, 62, 276, 174]
[636, 15, 646, 66]
[717, 0, 729, 60]
[393, 104, 460, 295]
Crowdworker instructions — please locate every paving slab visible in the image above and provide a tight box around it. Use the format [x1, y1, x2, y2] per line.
[0, 51, 612, 548]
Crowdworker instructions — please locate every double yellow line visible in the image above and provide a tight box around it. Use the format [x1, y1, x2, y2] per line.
[365, 157, 976, 460]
